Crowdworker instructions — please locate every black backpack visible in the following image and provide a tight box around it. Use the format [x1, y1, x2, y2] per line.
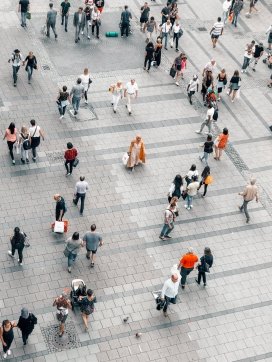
[213, 110, 219, 121]
[172, 186, 181, 199]
[21, 134, 31, 150]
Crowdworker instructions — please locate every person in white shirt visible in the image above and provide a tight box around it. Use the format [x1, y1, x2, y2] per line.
[124, 79, 138, 115]
[73, 176, 89, 215]
[109, 81, 123, 113]
[29, 119, 45, 162]
[161, 19, 172, 50]
[187, 75, 199, 105]
[91, 6, 101, 39]
[210, 17, 224, 48]
[8, 49, 23, 87]
[80, 68, 92, 104]
[171, 20, 182, 51]
[202, 59, 216, 76]
[222, 0, 231, 24]
[195, 104, 215, 135]
[241, 40, 255, 73]
[160, 273, 181, 316]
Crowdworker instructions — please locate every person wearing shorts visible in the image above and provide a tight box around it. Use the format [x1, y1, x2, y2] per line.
[210, 17, 224, 48]
[53, 293, 71, 337]
[83, 224, 103, 267]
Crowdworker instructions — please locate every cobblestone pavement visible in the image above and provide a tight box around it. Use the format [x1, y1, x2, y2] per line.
[0, 0, 272, 361]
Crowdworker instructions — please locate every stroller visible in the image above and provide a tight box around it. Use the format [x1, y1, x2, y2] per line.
[263, 50, 272, 69]
[70, 279, 87, 311]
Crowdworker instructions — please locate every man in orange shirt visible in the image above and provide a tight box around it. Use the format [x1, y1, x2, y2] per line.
[178, 247, 198, 289]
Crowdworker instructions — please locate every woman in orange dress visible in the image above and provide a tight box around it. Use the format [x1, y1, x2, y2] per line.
[127, 135, 146, 171]
[214, 127, 229, 160]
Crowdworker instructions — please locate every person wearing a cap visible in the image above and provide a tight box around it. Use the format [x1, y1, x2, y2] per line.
[8, 49, 23, 87]
[54, 194, 67, 221]
[187, 75, 199, 105]
[251, 42, 264, 71]
[17, 308, 37, 345]
[178, 248, 199, 289]
[160, 273, 181, 317]
[238, 179, 259, 223]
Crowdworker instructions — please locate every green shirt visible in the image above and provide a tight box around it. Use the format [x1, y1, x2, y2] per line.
[61, 1, 70, 15]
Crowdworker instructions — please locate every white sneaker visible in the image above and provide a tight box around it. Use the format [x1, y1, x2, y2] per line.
[88, 36, 90, 39]
[195, 130, 202, 134]
[18, 259, 23, 266]
[81, 31, 84, 35]
[7, 350, 11, 355]
[84, 100, 88, 104]
[69, 110, 75, 117]
[8, 251, 14, 258]
[3, 353, 7, 359]
[175, 82, 179, 86]
[59, 115, 64, 120]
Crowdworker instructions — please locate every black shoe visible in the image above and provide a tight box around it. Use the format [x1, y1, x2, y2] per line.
[21, 158, 25, 164]
[32, 157, 36, 162]
[61, 22, 63, 25]
[75, 40, 78, 43]
[164, 235, 172, 239]
[246, 218, 250, 223]
[189, 99, 192, 105]
[129, 112, 131, 115]
[195, 279, 200, 285]
[73, 199, 77, 205]
[252, 68, 256, 72]
[113, 110, 116, 113]
[97, 35, 99, 39]
[204, 283, 206, 287]
[86, 254, 90, 259]
[14, 83, 17, 87]
[78, 37, 80, 40]
[65, 29, 67, 32]
[55, 34, 58, 39]
[181, 285, 185, 289]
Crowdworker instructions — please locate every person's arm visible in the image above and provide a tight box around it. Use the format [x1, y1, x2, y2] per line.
[161, 280, 168, 299]
[178, 256, 184, 269]
[266, 25, 272, 34]
[196, 81, 199, 92]
[221, 26, 224, 35]
[238, 186, 247, 197]
[0, 327, 6, 346]
[3, 130, 7, 140]
[53, 298, 57, 307]
[99, 236, 103, 246]
[255, 189, 259, 202]
[135, 87, 138, 98]
[59, 209, 64, 221]
[18, 2, 21, 12]
[187, 82, 190, 92]
[39, 128, 45, 141]
[210, 26, 214, 35]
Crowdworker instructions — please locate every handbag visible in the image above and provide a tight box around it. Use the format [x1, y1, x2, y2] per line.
[204, 175, 213, 185]
[26, 12, 31, 20]
[170, 67, 176, 78]
[54, 221, 65, 233]
[174, 210, 179, 217]
[122, 152, 129, 166]
[203, 256, 210, 273]
[73, 158, 79, 167]
[181, 190, 187, 200]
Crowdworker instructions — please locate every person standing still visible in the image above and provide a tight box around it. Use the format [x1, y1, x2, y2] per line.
[18, 126, 30, 164]
[64, 142, 78, 176]
[54, 194, 67, 221]
[3, 123, 17, 165]
[91, 6, 101, 39]
[8, 227, 26, 266]
[46, 3, 58, 39]
[120, 5, 132, 38]
[124, 79, 138, 115]
[178, 247, 199, 289]
[61, 0, 70, 32]
[53, 294, 72, 337]
[17, 308, 37, 345]
[238, 179, 258, 223]
[23, 51, 37, 84]
[29, 119, 45, 162]
[73, 7, 87, 43]
[73, 176, 89, 216]
[210, 17, 224, 48]
[70, 78, 84, 117]
[18, 0, 30, 28]
[8, 49, 23, 87]
[83, 224, 103, 267]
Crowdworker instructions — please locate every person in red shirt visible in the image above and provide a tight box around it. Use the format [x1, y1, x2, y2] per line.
[178, 247, 198, 289]
[64, 142, 78, 176]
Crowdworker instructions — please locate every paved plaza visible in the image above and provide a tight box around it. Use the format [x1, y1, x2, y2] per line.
[0, 0, 272, 361]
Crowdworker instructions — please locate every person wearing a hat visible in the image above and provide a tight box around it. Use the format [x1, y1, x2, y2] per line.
[160, 273, 181, 317]
[54, 194, 67, 221]
[251, 42, 264, 71]
[17, 308, 37, 345]
[64, 142, 78, 176]
[178, 247, 199, 289]
[187, 75, 199, 105]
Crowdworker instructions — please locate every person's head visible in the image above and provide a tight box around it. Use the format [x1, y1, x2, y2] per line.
[192, 175, 198, 182]
[67, 142, 73, 149]
[188, 247, 194, 254]
[91, 224, 96, 231]
[30, 119, 36, 126]
[8, 122, 15, 134]
[21, 308, 29, 319]
[207, 134, 212, 141]
[28, 51, 33, 57]
[83, 68, 89, 75]
[14, 226, 20, 235]
[173, 174, 183, 186]
[171, 274, 179, 283]
[21, 125, 28, 134]
[234, 70, 239, 77]
[190, 164, 196, 171]
[172, 3, 178, 9]
[166, 19, 171, 25]
[14, 49, 20, 54]
[204, 247, 211, 255]
[136, 135, 142, 142]
[217, 17, 221, 22]
[72, 232, 79, 240]
[157, 37, 162, 44]
[124, 5, 128, 10]
[77, 78, 82, 84]
[150, 16, 154, 21]
[49, 3, 53, 9]
[62, 85, 67, 92]
[144, 2, 148, 7]
[80, 176, 85, 181]
[78, 7, 83, 13]
[221, 68, 225, 74]
[210, 59, 215, 65]
[222, 127, 228, 135]
[169, 202, 176, 209]
[250, 178, 257, 185]
[251, 40, 255, 45]
[207, 70, 212, 77]
[2, 320, 11, 328]
[202, 166, 210, 175]
[87, 289, 93, 297]
[54, 194, 61, 201]
[208, 104, 212, 109]
[193, 74, 198, 81]
[170, 196, 178, 205]
[116, 80, 122, 87]
[259, 42, 263, 47]
[147, 41, 154, 48]
[130, 79, 135, 85]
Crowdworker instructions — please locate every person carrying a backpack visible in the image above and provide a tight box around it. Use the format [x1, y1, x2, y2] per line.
[8, 49, 23, 87]
[8, 227, 26, 266]
[53, 293, 72, 337]
[168, 174, 183, 203]
[195, 247, 213, 286]
[17, 308, 37, 345]
[18, 126, 31, 164]
[120, 5, 132, 38]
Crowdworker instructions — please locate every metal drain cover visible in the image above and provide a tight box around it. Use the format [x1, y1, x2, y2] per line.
[41, 321, 81, 353]
[69, 105, 98, 122]
[198, 27, 207, 31]
[42, 65, 50, 70]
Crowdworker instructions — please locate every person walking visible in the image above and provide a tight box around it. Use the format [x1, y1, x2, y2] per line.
[83, 224, 103, 267]
[195, 247, 213, 286]
[216, 68, 227, 101]
[169, 2, 178, 26]
[214, 127, 229, 160]
[197, 166, 212, 197]
[251, 42, 264, 71]
[109, 81, 123, 113]
[79, 289, 96, 331]
[159, 202, 176, 240]
[70, 78, 84, 117]
[187, 75, 199, 105]
[91, 6, 101, 39]
[53, 293, 72, 337]
[124, 79, 138, 116]
[210, 17, 224, 48]
[143, 16, 157, 42]
[178, 247, 199, 289]
[246, 0, 258, 17]
[73, 176, 89, 216]
[185, 175, 199, 210]
[202, 59, 216, 76]
[222, 0, 231, 24]
[17, 308, 37, 345]
[266, 25, 272, 50]
[0, 320, 16, 359]
[173, 53, 186, 85]
[241, 41, 255, 73]
[73, 7, 87, 43]
[8, 227, 26, 266]
[161, 4, 171, 25]
[80, 68, 92, 104]
[127, 135, 145, 171]
[64, 142, 78, 176]
[57, 85, 70, 119]
[29, 119, 45, 162]
[54, 194, 67, 221]
[64, 232, 83, 272]
[168, 174, 183, 203]
[61, 0, 70, 32]
[84, 4, 93, 39]
[195, 104, 215, 135]
[120, 5, 132, 38]
[18, 126, 30, 164]
[143, 41, 154, 72]
[3, 123, 17, 165]
[201, 70, 214, 104]
[228, 70, 241, 102]
[161, 19, 172, 50]
[140, 2, 150, 31]
[199, 135, 214, 165]
[172, 20, 182, 52]
[185, 164, 198, 186]
[159, 273, 181, 317]
[8, 49, 23, 87]
[23, 51, 37, 84]
[232, 0, 243, 27]
[18, 0, 30, 28]
[46, 3, 58, 39]
[238, 179, 258, 223]
[154, 37, 162, 67]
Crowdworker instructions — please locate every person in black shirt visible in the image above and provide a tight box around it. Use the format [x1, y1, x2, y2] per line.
[197, 165, 211, 197]
[161, 4, 171, 24]
[61, 0, 70, 32]
[23, 51, 37, 84]
[8, 227, 25, 266]
[18, 0, 30, 27]
[54, 194, 67, 221]
[120, 5, 132, 37]
[17, 308, 37, 345]
[143, 42, 154, 72]
[140, 2, 150, 31]
[199, 134, 214, 165]
[195, 247, 213, 286]
[251, 42, 264, 71]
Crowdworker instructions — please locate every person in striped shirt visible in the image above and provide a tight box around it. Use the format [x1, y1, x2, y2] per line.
[210, 17, 224, 48]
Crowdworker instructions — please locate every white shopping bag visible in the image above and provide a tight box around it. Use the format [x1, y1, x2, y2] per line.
[122, 152, 129, 166]
[54, 221, 64, 233]
[170, 37, 174, 48]
[15, 143, 20, 155]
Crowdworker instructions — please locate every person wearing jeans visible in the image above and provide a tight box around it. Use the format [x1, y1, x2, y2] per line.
[19, 126, 30, 164]
[8, 227, 25, 266]
[23, 52, 37, 84]
[159, 203, 176, 240]
[91, 7, 101, 39]
[196, 247, 213, 287]
[70, 78, 84, 117]
[18, 0, 30, 27]
[195, 104, 214, 135]
[199, 135, 214, 165]
[232, 0, 243, 27]
[61, 0, 70, 32]
[160, 273, 181, 317]
[241, 41, 255, 73]
[73, 176, 89, 215]
[64, 142, 78, 176]
[185, 176, 199, 210]
[9, 49, 23, 87]
[65, 232, 83, 273]
[161, 19, 172, 50]
[178, 247, 199, 289]
[239, 179, 259, 223]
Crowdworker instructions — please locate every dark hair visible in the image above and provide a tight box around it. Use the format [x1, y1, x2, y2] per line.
[191, 175, 198, 182]
[12, 227, 24, 245]
[147, 41, 154, 48]
[218, 17, 221, 22]
[201, 166, 210, 178]
[77, 78, 82, 84]
[91, 224, 96, 231]
[62, 86, 67, 92]
[124, 5, 128, 9]
[208, 104, 212, 109]
[8, 123, 15, 135]
[14, 226, 21, 235]
[30, 119, 36, 126]
[234, 70, 239, 76]
[173, 174, 183, 188]
[207, 134, 212, 141]
[49, 3, 53, 8]
[223, 127, 228, 135]
[87, 289, 93, 297]
[79, 7, 83, 11]
[2, 320, 11, 328]
[72, 232, 79, 240]
[150, 16, 154, 21]
[204, 247, 211, 255]
[170, 202, 176, 208]
[80, 176, 85, 181]
[67, 142, 73, 149]
[190, 164, 196, 172]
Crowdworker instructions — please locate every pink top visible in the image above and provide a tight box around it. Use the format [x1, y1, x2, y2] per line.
[5, 128, 17, 142]
[181, 59, 187, 70]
